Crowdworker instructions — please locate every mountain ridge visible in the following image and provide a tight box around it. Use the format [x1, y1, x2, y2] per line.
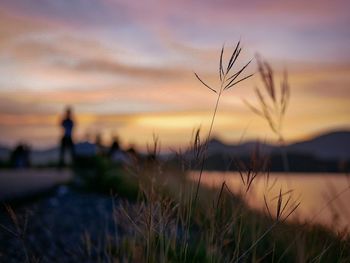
[0, 130, 349, 165]
[204, 130, 350, 160]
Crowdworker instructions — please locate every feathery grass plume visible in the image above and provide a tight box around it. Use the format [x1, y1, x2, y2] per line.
[244, 55, 290, 140]
[194, 41, 253, 204]
[235, 189, 300, 262]
[263, 188, 300, 223]
[244, 55, 291, 171]
[234, 143, 270, 194]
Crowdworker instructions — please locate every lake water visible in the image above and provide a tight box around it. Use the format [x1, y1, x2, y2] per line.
[190, 172, 350, 232]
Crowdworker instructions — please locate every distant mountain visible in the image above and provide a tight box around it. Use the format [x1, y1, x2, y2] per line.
[0, 130, 349, 167]
[204, 131, 350, 160]
[30, 141, 98, 165]
[287, 131, 350, 160]
[191, 131, 350, 172]
[206, 138, 274, 157]
[0, 142, 98, 165]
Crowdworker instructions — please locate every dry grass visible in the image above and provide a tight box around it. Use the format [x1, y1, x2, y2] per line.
[244, 55, 291, 171]
[244, 55, 290, 142]
[194, 41, 253, 205]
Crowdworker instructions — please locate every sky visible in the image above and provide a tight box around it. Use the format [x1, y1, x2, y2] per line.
[0, 0, 349, 150]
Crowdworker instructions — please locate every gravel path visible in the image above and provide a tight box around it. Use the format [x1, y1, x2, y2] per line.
[0, 186, 120, 262]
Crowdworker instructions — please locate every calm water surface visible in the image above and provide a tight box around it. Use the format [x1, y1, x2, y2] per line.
[190, 172, 350, 232]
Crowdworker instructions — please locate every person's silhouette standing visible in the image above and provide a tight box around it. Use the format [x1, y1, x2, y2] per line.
[59, 106, 75, 167]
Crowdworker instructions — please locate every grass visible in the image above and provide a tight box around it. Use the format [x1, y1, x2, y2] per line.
[244, 56, 291, 171]
[108, 162, 349, 262]
[73, 155, 139, 201]
[193, 41, 253, 205]
[1, 41, 350, 262]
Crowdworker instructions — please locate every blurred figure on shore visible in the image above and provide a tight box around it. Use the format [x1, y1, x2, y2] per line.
[125, 146, 140, 164]
[108, 136, 120, 158]
[59, 106, 75, 167]
[10, 143, 30, 168]
[109, 136, 131, 164]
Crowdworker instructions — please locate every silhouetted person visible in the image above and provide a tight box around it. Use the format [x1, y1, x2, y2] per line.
[108, 136, 120, 158]
[59, 106, 75, 167]
[126, 146, 137, 158]
[10, 143, 30, 168]
[109, 136, 130, 163]
[125, 146, 140, 164]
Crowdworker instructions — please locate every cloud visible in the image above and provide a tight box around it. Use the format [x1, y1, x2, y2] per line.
[0, 18, 191, 91]
[0, 96, 56, 115]
[0, 0, 128, 28]
[60, 57, 190, 80]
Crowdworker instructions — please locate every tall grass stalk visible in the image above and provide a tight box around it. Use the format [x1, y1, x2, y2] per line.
[194, 41, 253, 205]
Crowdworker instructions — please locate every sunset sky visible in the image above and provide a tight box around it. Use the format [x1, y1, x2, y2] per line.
[0, 0, 349, 150]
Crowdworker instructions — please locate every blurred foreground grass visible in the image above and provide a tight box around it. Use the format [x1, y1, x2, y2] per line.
[69, 154, 350, 262]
